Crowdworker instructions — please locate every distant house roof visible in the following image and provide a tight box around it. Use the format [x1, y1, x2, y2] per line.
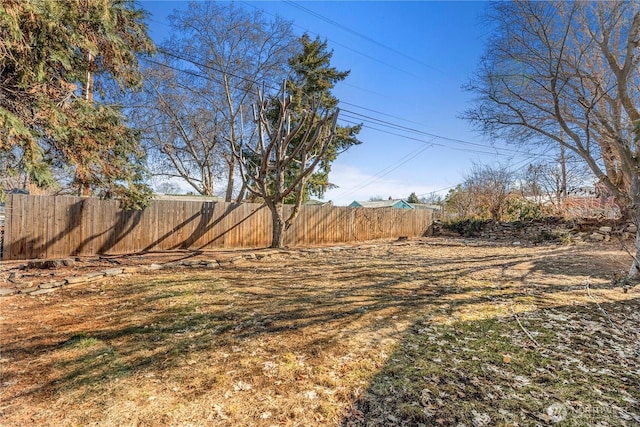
[349, 199, 414, 209]
[408, 203, 442, 211]
[304, 199, 333, 206]
[153, 194, 224, 202]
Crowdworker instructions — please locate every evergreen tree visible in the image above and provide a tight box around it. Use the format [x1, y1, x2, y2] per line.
[0, 0, 154, 207]
[407, 192, 420, 204]
[281, 34, 361, 202]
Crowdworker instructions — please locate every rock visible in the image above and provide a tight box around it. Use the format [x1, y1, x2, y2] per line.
[30, 288, 57, 296]
[162, 261, 182, 268]
[27, 259, 61, 269]
[0, 289, 16, 297]
[86, 272, 106, 281]
[590, 233, 605, 241]
[104, 268, 123, 276]
[205, 263, 219, 269]
[19, 286, 39, 294]
[512, 241, 522, 246]
[148, 263, 164, 270]
[599, 226, 612, 233]
[39, 281, 64, 289]
[627, 224, 637, 233]
[122, 266, 144, 274]
[26, 258, 75, 269]
[66, 276, 90, 285]
[87, 271, 106, 278]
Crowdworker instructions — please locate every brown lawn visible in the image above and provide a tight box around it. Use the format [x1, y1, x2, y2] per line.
[1, 238, 639, 426]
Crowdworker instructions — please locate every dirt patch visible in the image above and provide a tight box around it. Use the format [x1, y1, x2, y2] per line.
[1, 238, 639, 426]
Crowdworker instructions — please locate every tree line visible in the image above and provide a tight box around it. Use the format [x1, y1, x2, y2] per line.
[0, 0, 360, 247]
[463, 1, 640, 276]
[2, 1, 639, 264]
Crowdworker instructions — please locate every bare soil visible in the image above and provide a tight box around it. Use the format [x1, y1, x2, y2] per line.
[1, 237, 639, 426]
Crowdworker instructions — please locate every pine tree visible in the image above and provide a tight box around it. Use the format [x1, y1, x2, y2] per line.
[407, 192, 420, 204]
[0, 0, 154, 207]
[281, 34, 361, 202]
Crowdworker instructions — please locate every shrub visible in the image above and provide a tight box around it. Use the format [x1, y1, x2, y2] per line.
[442, 218, 489, 237]
[503, 197, 544, 222]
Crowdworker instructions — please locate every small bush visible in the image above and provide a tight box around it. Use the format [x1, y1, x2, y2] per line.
[530, 229, 571, 245]
[442, 218, 489, 237]
[504, 197, 544, 222]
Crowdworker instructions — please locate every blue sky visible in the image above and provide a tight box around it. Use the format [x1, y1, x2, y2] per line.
[139, 1, 539, 205]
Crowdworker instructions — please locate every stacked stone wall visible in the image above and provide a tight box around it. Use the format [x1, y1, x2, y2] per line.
[432, 218, 637, 244]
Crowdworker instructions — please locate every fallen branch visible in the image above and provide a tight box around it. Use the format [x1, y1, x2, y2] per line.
[585, 277, 622, 333]
[511, 304, 541, 348]
[614, 224, 640, 280]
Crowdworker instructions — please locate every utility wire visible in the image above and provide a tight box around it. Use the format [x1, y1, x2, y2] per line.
[331, 143, 435, 201]
[142, 47, 559, 201]
[236, 2, 420, 78]
[283, 0, 444, 73]
[143, 51, 552, 165]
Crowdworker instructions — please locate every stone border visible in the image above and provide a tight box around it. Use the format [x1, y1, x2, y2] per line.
[0, 243, 393, 298]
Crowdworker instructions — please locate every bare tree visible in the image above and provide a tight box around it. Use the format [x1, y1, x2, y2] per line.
[463, 163, 515, 221]
[444, 185, 476, 219]
[463, 1, 640, 277]
[132, 60, 226, 195]
[522, 155, 591, 213]
[235, 86, 338, 248]
[132, 2, 296, 199]
[420, 192, 444, 206]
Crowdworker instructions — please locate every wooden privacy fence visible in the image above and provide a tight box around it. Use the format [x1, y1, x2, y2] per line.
[1, 195, 433, 260]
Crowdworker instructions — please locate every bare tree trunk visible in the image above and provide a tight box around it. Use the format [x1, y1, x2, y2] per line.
[79, 50, 94, 197]
[85, 51, 94, 103]
[627, 177, 640, 279]
[235, 181, 247, 203]
[270, 202, 286, 248]
[629, 227, 640, 279]
[225, 154, 235, 202]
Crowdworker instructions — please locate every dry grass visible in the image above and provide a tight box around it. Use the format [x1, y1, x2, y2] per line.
[1, 238, 639, 426]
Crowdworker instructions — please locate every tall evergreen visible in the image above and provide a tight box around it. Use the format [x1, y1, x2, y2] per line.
[281, 34, 361, 202]
[0, 0, 155, 207]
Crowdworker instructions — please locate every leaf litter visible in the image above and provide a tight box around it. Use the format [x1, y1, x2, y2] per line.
[0, 237, 638, 426]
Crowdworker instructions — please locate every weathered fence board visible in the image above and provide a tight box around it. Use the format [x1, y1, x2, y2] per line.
[1, 195, 433, 260]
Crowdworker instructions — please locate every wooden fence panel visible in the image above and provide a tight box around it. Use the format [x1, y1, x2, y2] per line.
[1, 195, 433, 260]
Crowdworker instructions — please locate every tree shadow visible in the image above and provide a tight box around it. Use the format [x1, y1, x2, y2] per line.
[2, 196, 270, 260]
[1, 241, 636, 424]
[340, 296, 640, 426]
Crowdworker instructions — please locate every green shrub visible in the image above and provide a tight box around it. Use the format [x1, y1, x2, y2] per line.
[442, 218, 489, 237]
[504, 197, 544, 222]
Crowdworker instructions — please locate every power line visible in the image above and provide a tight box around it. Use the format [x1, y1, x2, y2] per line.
[331, 143, 435, 201]
[282, 0, 444, 74]
[142, 50, 552, 164]
[141, 2, 571, 201]
[238, 1, 421, 79]
[145, 7, 547, 164]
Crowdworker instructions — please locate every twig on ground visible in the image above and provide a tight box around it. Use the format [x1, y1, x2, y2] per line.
[615, 232, 640, 278]
[511, 304, 541, 348]
[585, 277, 622, 333]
